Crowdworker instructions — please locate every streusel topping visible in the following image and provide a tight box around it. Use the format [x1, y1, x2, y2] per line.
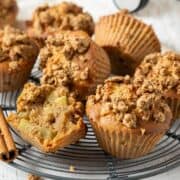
[17, 82, 84, 130]
[39, 31, 90, 69]
[0, 0, 17, 18]
[134, 52, 180, 95]
[32, 2, 94, 36]
[87, 76, 171, 128]
[40, 31, 91, 89]
[0, 26, 38, 63]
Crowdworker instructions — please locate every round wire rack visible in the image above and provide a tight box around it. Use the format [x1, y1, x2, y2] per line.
[1, 64, 180, 180]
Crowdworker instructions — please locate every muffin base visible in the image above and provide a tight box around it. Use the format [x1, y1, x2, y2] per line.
[0, 60, 35, 92]
[90, 120, 165, 159]
[7, 114, 86, 153]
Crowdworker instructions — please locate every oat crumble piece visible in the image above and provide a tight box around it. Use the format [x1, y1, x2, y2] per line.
[69, 165, 75, 172]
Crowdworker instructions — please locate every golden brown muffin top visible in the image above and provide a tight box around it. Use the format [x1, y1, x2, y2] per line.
[134, 52, 180, 95]
[40, 31, 91, 88]
[17, 82, 84, 129]
[0, 0, 17, 18]
[32, 2, 94, 36]
[40, 30, 90, 68]
[0, 26, 39, 66]
[87, 76, 171, 128]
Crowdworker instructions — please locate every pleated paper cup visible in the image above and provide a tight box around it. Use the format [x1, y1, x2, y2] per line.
[0, 59, 35, 92]
[165, 91, 180, 122]
[90, 119, 167, 159]
[95, 10, 161, 75]
[87, 41, 111, 94]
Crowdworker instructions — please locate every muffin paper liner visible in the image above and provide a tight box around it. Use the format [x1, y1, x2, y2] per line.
[0, 60, 35, 92]
[89, 45, 111, 94]
[166, 97, 180, 122]
[75, 42, 111, 98]
[90, 120, 165, 159]
[95, 11, 160, 74]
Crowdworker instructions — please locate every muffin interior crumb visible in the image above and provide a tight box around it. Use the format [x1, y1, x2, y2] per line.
[10, 83, 84, 143]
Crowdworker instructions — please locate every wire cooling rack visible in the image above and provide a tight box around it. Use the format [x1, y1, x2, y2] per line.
[1, 64, 180, 180]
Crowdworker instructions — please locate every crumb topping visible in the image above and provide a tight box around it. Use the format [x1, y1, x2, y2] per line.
[134, 52, 180, 95]
[40, 31, 91, 89]
[32, 2, 94, 36]
[16, 82, 84, 136]
[39, 31, 90, 69]
[28, 174, 41, 180]
[0, 0, 17, 18]
[87, 76, 171, 128]
[0, 26, 39, 64]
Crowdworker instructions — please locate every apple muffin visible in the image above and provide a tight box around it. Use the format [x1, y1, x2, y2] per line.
[27, 2, 94, 47]
[86, 76, 172, 159]
[134, 52, 180, 121]
[0, 0, 18, 28]
[0, 26, 39, 92]
[7, 82, 86, 152]
[40, 31, 111, 99]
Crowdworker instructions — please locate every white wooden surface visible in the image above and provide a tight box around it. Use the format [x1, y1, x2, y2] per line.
[0, 0, 180, 179]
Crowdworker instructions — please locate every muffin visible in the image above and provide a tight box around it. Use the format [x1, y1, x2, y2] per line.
[7, 82, 86, 152]
[134, 52, 180, 121]
[27, 2, 94, 46]
[95, 10, 161, 75]
[0, 0, 18, 28]
[0, 26, 39, 92]
[40, 31, 111, 99]
[86, 76, 172, 159]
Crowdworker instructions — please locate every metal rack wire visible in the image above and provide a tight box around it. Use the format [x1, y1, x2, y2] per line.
[1, 65, 180, 180]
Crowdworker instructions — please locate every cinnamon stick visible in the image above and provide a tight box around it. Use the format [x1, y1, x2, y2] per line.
[0, 107, 18, 162]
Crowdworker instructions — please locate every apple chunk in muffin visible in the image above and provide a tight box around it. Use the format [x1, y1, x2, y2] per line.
[7, 83, 86, 152]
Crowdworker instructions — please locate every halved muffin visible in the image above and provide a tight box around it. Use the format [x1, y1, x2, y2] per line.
[0, 26, 39, 92]
[40, 31, 111, 99]
[86, 76, 172, 159]
[134, 52, 180, 121]
[0, 0, 18, 28]
[7, 82, 86, 152]
[26, 2, 94, 47]
[95, 10, 161, 75]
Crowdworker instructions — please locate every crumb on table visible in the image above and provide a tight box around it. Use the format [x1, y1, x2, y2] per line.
[69, 165, 75, 172]
[28, 174, 42, 180]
